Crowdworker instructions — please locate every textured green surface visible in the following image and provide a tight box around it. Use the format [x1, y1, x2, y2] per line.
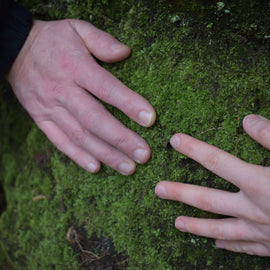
[1, 0, 270, 269]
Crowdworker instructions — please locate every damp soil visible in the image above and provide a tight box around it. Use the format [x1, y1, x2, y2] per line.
[67, 225, 128, 270]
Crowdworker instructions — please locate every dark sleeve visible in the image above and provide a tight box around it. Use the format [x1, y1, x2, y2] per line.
[0, 0, 33, 78]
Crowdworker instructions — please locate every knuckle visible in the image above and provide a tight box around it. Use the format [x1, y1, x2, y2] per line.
[98, 84, 114, 101]
[102, 148, 115, 162]
[88, 110, 106, 128]
[50, 84, 65, 97]
[212, 225, 223, 239]
[205, 149, 220, 172]
[250, 208, 269, 226]
[69, 128, 87, 146]
[113, 134, 129, 149]
[244, 166, 270, 202]
[233, 225, 245, 240]
[35, 116, 50, 126]
[59, 56, 79, 74]
[197, 195, 213, 213]
[95, 70, 118, 101]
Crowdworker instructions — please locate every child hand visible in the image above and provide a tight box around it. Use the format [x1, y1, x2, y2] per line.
[155, 115, 270, 256]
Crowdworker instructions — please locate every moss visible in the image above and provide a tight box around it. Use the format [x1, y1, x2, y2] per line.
[1, 0, 270, 269]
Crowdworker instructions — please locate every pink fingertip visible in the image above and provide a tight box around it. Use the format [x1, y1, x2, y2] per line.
[139, 110, 156, 127]
[87, 163, 99, 173]
[243, 114, 262, 127]
[111, 43, 130, 53]
[175, 218, 186, 232]
[170, 135, 181, 148]
[155, 183, 167, 198]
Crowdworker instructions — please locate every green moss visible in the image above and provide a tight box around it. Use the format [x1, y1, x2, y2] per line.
[1, 0, 270, 269]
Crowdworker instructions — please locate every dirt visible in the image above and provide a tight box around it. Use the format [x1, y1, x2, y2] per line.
[66, 225, 129, 270]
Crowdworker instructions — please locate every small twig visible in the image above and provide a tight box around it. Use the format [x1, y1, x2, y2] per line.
[32, 194, 46, 201]
[66, 226, 107, 266]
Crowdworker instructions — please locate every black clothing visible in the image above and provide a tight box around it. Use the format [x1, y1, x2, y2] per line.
[0, 0, 33, 77]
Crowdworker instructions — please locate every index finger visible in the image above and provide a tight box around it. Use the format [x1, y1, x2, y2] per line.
[76, 60, 156, 127]
[170, 133, 262, 189]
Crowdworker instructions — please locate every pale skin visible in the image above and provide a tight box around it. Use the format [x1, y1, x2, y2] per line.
[155, 114, 270, 256]
[7, 19, 156, 175]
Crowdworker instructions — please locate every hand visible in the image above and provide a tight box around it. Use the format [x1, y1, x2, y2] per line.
[7, 19, 156, 175]
[155, 114, 270, 256]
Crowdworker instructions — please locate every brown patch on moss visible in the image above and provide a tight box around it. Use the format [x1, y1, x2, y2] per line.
[33, 151, 50, 167]
[67, 226, 128, 270]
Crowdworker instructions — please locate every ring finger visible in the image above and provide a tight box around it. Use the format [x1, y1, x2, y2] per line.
[175, 216, 264, 243]
[216, 239, 270, 256]
[52, 106, 136, 175]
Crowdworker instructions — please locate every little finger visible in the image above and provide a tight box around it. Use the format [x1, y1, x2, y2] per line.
[216, 239, 270, 256]
[37, 120, 100, 173]
[175, 216, 263, 242]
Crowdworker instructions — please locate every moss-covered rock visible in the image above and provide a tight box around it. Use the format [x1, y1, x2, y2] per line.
[1, 0, 270, 269]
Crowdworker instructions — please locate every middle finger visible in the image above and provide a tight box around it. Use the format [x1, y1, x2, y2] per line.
[62, 86, 151, 164]
[170, 133, 261, 190]
[155, 181, 239, 217]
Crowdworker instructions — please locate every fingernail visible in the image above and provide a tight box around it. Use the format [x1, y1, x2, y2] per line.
[133, 148, 149, 164]
[87, 163, 97, 173]
[111, 43, 129, 52]
[139, 111, 155, 127]
[118, 162, 135, 175]
[155, 184, 166, 197]
[243, 114, 263, 127]
[175, 219, 186, 232]
[170, 135, 181, 148]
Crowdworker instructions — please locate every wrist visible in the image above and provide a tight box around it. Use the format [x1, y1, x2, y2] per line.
[6, 20, 44, 84]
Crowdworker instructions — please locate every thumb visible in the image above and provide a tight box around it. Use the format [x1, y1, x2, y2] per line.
[243, 114, 270, 150]
[70, 19, 131, 63]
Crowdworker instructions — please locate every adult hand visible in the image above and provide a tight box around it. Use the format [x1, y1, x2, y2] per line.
[7, 19, 156, 175]
[155, 115, 270, 256]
